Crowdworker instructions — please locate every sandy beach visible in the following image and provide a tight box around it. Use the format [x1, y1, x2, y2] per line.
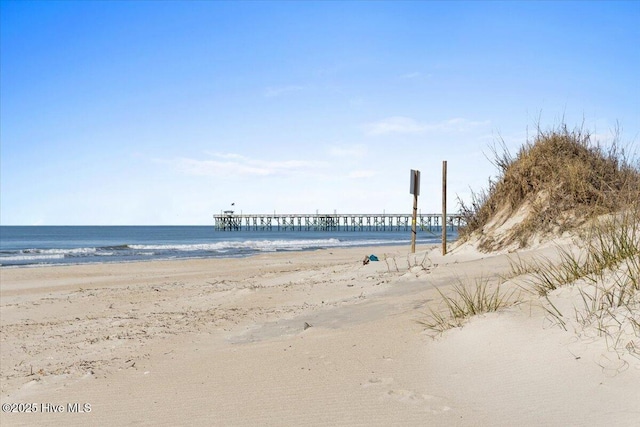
[1, 240, 638, 427]
[3, 1, 639, 425]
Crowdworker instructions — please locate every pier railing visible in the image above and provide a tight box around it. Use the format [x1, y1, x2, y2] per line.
[213, 213, 464, 232]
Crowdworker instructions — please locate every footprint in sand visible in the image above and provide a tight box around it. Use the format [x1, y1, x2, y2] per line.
[362, 377, 393, 387]
[385, 389, 452, 414]
[596, 353, 629, 376]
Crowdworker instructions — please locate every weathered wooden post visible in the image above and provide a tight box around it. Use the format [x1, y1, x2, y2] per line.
[410, 169, 420, 253]
[442, 161, 447, 255]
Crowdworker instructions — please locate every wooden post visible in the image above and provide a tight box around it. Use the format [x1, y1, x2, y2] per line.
[411, 191, 418, 253]
[410, 169, 420, 253]
[442, 161, 447, 255]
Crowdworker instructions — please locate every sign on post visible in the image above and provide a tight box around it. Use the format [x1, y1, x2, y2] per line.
[410, 169, 420, 253]
[410, 169, 420, 195]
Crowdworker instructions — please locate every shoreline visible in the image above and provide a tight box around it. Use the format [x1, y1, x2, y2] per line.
[0, 244, 412, 293]
[2, 241, 638, 426]
[0, 238, 433, 270]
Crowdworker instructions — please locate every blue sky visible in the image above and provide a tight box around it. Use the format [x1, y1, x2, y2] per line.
[1, 1, 638, 225]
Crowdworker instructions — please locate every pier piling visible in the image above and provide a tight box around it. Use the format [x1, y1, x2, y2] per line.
[213, 213, 463, 232]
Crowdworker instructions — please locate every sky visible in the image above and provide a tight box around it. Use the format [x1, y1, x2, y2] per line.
[1, 1, 639, 225]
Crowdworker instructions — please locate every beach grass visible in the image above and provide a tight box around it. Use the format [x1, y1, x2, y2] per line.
[427, 123, 639, 342]
[513, 207, 639, 294]
[419, 276, 518, 334]
[529, 208, 639, 355]
[506, 207, 639, 348]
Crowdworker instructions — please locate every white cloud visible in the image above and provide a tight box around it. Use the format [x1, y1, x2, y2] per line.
[328, 144, 367, 158]
[364, 116, 490, 136]
[168, 152, 329, 177]
[263, 85, 304, 98]
[347, 170, 376, 179]
[400, 71, 433, 80]
[443, 118, 491, 130]
[400, 71, 421, 79]
[175, 158, 271, 176]
[207, 152, 247, 160]
[365, 116, 429, 136]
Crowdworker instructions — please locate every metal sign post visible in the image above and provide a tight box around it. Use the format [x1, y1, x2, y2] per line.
[410, 169, 420, 253]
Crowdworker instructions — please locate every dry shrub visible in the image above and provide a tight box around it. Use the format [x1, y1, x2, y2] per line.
[459, 124, 640, 250]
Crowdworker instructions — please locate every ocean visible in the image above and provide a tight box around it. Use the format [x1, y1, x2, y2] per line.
[0, 226, 457, 268]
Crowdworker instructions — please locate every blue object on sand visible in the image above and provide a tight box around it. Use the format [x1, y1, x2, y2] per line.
[369, 255, 379, 261]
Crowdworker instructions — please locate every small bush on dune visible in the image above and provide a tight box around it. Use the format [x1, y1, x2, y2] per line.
[459, 124, 640, 249]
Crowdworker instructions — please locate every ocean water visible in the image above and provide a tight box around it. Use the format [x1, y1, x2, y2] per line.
[0, 226, 457, 268]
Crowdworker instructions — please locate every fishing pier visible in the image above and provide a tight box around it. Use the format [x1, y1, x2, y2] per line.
[213, 212, 464, 232]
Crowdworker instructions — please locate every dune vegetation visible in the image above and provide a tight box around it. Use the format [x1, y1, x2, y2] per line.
[459, 124, 639, 251]
[422, 125, 640, 356]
